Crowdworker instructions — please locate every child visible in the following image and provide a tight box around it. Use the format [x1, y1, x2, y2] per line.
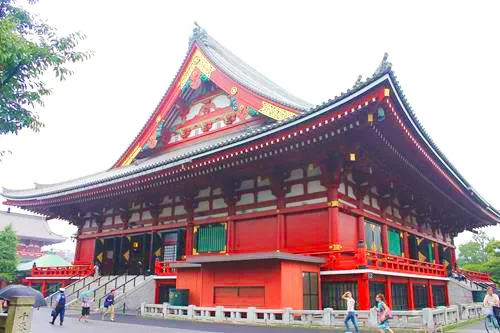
[78, 293, 93, 323]
[375, 293, 394, 333]
[342, 291, 359, 333]
[102, 289, 116, 321]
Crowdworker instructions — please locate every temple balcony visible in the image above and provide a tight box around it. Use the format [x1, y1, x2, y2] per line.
[29, 263, 94, 278]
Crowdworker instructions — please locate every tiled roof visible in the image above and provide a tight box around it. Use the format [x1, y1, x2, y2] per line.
[192, 25, 313, 111]
[1, 31, 498, 223]
[0, 211, 66, 243]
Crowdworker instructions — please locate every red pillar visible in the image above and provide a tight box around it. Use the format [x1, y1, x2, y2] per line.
[403, 231, 410, 258]
[444, 282, 450, 306]
[408, 280, 415, 310]
[276, 194, 285, 251]
[357, 216, 366, 244]
[226, 199, 236, 253]
[427, 280, 434, 308]
[327, 187, 340, 245]
[385, 276, 393, 309]
[450, 248, 457, 270]
[358, 273, 370, 310]
[381, 224, 389, 254]
[185, 223, 194, 256]
[433, 243, 440, 264]
[41, 281, 47, 297]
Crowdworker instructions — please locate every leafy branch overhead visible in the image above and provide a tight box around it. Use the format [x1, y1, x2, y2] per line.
[0, 0, 93, 135]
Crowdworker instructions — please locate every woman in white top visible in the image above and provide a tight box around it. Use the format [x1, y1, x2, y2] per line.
[483, 287, 500, 328]
[342, 291, 359, 333]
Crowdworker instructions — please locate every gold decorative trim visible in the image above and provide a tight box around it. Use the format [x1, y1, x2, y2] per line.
[328, 200, 340, 208]
[178, 49, 215, 88]
[122, 145, 142, 167]
[258, 102, 296, 121]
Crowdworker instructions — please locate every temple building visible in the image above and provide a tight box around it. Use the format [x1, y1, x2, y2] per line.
[0, 210, 66, 261]
[3, 26, 499, 310]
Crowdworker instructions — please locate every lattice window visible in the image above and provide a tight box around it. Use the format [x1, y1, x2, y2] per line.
[388, 228, 403, 256]
[322, 282, 358, 310]
[392, 283, 409, 310]
[194, 223, 227, 254]
[365, 219, 382, 252]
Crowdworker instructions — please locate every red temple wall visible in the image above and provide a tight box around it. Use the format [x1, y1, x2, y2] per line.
[76, 238, 95, 264]
[338, 212, 358, 250]
[233, 217, 277, 252]
[176, 260, 321, 309]
[284, 209, 329, 249]
[281, 261, 320, 309]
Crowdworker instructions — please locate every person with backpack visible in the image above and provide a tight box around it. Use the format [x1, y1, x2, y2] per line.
[375, 293, 394, 333]
[342, 291, 359, 333]
[50, 288, 66, 326]
[102, 289, 115, 321]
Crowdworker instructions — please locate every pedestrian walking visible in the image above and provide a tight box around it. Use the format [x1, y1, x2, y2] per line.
[102, 289, 115, 321]
[483, 287, 500, 328]
[93, 262, 100, 279]
[342, 291, 359, 333]
[375, 293, 394, 333]
[49, 288, 66, 326]
[78, 292, 93, 323]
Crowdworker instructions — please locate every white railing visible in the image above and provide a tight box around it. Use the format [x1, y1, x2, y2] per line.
[140, 303, 485, 330]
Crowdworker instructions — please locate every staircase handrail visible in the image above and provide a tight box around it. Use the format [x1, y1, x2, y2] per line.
[97, 274, 147, 309]
[65, 273, 128, 308]
[65, 274, 113, 301]
[45, 270, 95, 307]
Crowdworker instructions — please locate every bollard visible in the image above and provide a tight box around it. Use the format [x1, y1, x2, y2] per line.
[369, 307, 378, 327]
[5, 296, 35, 333]
[247, 307, 257, 323]
[422, 308, 435, 330]
[282, 308, 292, 323]
[187, 305, 195, 319]
[322, 308, 332, 326]
[215, 306, 224, 322]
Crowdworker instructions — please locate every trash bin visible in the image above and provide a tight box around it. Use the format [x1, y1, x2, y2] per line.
[169, 289, 189, 306]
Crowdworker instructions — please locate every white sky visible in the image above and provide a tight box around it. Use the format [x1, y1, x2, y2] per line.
[1, 0, 499, 251]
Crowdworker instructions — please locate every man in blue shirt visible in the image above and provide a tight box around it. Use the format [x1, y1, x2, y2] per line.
[102, 289, 116, 321]
[50, 288, 66, 326]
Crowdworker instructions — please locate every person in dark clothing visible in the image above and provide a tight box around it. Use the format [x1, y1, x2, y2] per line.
[102, 289, 116, 321]
[50, 288, 66, 326]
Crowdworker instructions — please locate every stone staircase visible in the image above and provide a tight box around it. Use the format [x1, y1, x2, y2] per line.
[64, 274, 153, 313]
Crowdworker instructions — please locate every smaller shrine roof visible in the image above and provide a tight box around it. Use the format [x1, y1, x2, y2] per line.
[187, 252, 326, 264]
[17, 254, 71, 271]
[0, 211, 66, 244]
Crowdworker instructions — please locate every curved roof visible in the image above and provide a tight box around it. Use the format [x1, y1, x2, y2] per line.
[1, 30, 499, 228]
[0, 211, 66, 243]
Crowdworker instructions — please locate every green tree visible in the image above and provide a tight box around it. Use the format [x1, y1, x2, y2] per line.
[0, 224, 19, 282]
[0, 0, 92, 135]
[457, 230, 492, 266]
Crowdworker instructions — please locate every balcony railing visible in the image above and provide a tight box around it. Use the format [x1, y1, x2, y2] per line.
[321, 249, 447, 277]
[455, 268, 491, 282]
[30, 264, 94, 278]
[154, 260, 177, 276]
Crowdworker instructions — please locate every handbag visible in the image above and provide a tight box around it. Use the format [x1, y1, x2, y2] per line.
[51, 309, 56, 317]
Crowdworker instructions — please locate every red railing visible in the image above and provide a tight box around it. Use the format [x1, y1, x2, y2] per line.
[321, 249, 447, 277]
[154, 261, 177, 276]
[456, 268, 491, 282]
[30, 264, 94, 278]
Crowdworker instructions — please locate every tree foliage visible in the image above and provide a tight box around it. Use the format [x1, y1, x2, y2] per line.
[0, 224, 19, 282]
[458, 231, 500, 282]
[457, 230, 492, 265]
[0, 0, 92, 135]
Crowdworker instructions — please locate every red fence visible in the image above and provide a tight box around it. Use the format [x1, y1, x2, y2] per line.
[456, 268, 491, 282]
[31, 264, 94, 278]
[154, 261, 177, 276]
[321, 249, 447, 277]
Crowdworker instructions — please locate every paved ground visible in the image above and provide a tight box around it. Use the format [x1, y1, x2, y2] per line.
[34, 307, 489, 333]
[448, 319, 491, 332]
[34, 308, 340, 332]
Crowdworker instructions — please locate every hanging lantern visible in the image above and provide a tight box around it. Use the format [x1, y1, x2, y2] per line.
[377, 107, 386, 122]
[349, 153, 357, 161]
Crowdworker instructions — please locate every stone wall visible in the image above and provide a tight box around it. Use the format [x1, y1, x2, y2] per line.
[448, 280, 473, 305]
